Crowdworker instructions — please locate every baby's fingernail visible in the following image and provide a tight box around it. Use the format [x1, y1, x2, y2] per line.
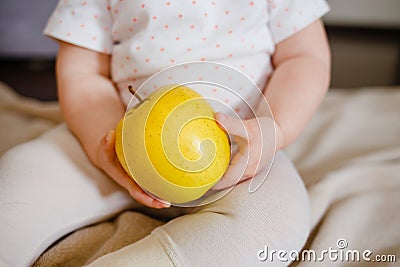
[216, 112, 224, 120]
[159, 201, 171, 208]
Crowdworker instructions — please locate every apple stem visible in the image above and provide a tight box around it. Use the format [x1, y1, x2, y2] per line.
[128, 85, 144, 104]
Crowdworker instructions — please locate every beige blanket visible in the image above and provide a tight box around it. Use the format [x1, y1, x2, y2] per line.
[1, 82, 399, 266]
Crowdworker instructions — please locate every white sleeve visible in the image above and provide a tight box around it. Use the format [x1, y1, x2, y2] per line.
[268, 0, 330, 44]
[44, 0, 113, 54]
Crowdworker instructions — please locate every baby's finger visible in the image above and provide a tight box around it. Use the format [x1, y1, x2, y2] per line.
[212, 152, 248, 190]
[214, 112, 247, 138]
[99, 131, 170, 208]
[99, 130, 129, 175]
[104, 161, 169, 208]
[104, 130, 116, 148]
[127, 182, 170, 209]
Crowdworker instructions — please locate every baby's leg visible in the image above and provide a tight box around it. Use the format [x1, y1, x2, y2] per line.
[87, 152, 311, 267]
[0, 124, 137, 267]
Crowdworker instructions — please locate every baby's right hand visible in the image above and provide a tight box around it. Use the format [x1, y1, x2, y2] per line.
[96, 130, 170, 209]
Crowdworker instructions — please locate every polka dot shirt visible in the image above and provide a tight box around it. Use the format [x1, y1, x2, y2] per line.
[44, 0, 329, 108]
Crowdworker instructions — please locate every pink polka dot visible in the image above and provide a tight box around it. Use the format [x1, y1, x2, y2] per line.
[228, 29, 233, 34]
[93, 15, 98, 19]
[71, 10, 76, 16]
[176, 36, 180, 41]
[136, 46, 140, 51]
[153, 16, 157, 20]
[126, 56, 130, 61]
[132, 17, 137, 23]
[170, 59, 175, 63]
[225, 10, 229, 15]
[178, 14, 183, 19]
[240, 17, 245, 21]
[216, 44, 220, 48]
[82, 1, 87, 6]
[160, 47, 165, 52]
[190, 25, 195, 29]
[92, 36, 97, 41]
[164, 24, 169, 29]
[80, 23, 85, 28]
[200, 58, 206, 61]
[150, 36, 155, 40]
[214, 25, 219, 30]
[224, 99, 230, 103]
[145, 58, 150, 63]
[133, 68, 138, 73]
[284, 7, 289, 12]
[141, 4, 145, 8]
[235, 107, 241, 112]
[212, 88, 217, 93]
[192, 1, 196, 4]
[129, 27, 134, 32]
[166, 1, 170, 6]
[249, 1, 254, 6]
[202, 37, 207, 41]
[187, 48, 192, 52]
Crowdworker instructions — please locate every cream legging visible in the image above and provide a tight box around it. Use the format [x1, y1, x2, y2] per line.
[0, 124, 310, 267]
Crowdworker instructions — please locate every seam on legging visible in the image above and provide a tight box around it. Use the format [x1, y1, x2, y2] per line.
[152, 228, 182, 267]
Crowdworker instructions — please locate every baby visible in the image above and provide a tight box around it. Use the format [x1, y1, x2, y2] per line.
[0, 1, 330, 266]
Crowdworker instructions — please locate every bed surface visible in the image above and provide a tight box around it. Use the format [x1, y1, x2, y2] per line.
[1, 82, 399, 266]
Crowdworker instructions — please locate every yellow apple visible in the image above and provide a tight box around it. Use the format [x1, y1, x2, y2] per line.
[115, 84, 230, 204]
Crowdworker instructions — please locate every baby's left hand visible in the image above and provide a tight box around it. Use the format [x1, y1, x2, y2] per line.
[212, 112, 276, 190]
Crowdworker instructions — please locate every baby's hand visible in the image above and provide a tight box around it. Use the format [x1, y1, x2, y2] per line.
[212, 112, 276, 190]
[96, 130, 170, 209]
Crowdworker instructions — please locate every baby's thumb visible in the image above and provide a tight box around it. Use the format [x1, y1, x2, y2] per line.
[214, 112, 247, 138]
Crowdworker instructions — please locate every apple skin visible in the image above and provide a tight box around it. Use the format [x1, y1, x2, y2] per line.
[115, 85, 231, 204]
